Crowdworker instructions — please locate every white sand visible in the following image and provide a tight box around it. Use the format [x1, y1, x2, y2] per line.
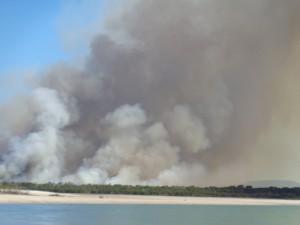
[0, 190, 300, 205]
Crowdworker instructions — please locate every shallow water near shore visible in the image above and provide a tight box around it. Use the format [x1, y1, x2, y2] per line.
[0, 204, 299, 225]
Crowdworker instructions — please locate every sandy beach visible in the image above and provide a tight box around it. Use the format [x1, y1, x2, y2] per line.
[0, 190, 299, 205]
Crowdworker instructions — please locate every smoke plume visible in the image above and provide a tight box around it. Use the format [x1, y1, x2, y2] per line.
[0, 0, 300, 186]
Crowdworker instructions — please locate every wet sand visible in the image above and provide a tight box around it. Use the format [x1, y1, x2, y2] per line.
[0, 190, 300, 205]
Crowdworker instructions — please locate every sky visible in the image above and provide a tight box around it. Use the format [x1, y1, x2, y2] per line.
[0, 0, 109, 102]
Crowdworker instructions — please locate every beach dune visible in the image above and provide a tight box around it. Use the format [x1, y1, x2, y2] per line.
[0, 190, 300, 205]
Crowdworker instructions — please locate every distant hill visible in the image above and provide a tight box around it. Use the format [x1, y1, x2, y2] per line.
[245, 180, 300, 188]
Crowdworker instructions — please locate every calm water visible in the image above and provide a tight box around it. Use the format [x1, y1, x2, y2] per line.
[0, 204, 299, 225]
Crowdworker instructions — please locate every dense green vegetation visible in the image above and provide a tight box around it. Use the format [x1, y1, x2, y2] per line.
[0, 182, 299, 199]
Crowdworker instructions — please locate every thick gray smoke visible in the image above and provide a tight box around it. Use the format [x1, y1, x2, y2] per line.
[0, 0, 300, 186]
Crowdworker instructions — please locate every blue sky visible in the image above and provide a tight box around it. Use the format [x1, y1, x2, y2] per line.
[0, 0, 65, 73]
[0, 0, 109, 102]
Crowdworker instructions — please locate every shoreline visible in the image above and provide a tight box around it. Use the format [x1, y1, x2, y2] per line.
[0, 190, 300, 205]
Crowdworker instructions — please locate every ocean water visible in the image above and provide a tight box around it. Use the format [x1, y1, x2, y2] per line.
[0, 204, 299, 225]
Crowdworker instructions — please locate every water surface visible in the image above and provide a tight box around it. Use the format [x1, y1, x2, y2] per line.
[0, 204, 299, 225]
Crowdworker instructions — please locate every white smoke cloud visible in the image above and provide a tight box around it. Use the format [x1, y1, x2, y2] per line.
[63, 104, 182, 185]
[158, 163, 206, 186]
[0, 88, 70, 182]
[166, 105, 210, 153]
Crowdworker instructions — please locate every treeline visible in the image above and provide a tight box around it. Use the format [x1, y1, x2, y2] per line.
[0, 182, 300, 199]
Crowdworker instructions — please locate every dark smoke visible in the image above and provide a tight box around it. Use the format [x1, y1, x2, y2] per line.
[0, 0, 300, 186]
